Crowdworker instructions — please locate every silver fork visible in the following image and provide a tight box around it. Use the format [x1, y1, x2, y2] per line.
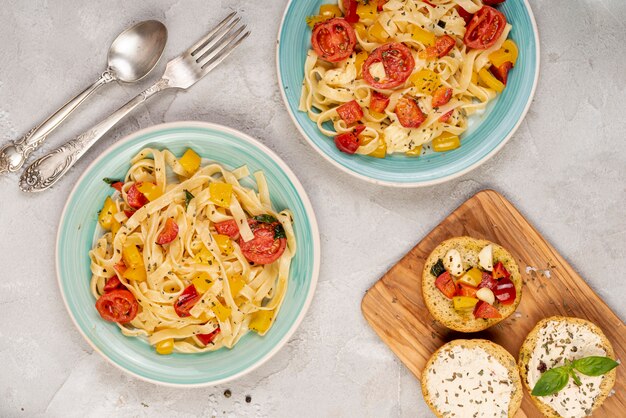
[20, 12, 249, 192]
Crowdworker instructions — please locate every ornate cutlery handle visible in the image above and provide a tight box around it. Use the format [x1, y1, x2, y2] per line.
[19, 78, 170, 192]
[0, 70, 115, 175]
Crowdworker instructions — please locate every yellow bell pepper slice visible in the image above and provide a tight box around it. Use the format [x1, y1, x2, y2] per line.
[356, 3, 377, 20]
[320, 4, 342, 18]
[458, 267, 483, 287]
[409, 69, 441, 95]
[178, 148, 201, 176]
[123, 266, 147, 282]
[354, 51, 368, 76]
[136, 182, 163, 201]
[410, 25, 435, 46]
[213, 234, 234, 256]
[191, 272, 213, 293]
[489, 39, 518, 67]
[249, 310, 274, 334]
[234, 296, 247, 307]
[211, 301, 232, 322]
[453, 296, 479, 311]
[193, 246, 214, 265]
[155, 338, 174, 355]
[432, 132, 461, 152]
[353, 22, 367, 40]
[228, 274, 246, 297]
[369, 140, 387, 159]
[405, 145, 422, 157]
[368, 21, 389, 43]
[98, 197, 118, 230]
[209, 182, 233, 208]
[122, 244, 143, 268]
[471, 71, 479, 85]
[478, 68, 505, 93]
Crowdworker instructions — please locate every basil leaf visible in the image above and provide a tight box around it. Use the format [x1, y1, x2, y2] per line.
[573, 356, 619, 377]
[274, 223, 286, 240]
[184, 190, 194, 209]
[570, 369, 582, 386]
[254, 214, 277, 224]
[532, 366, 570, 397]
[430, 259, 446, 277]
[103, 177, 121, 185]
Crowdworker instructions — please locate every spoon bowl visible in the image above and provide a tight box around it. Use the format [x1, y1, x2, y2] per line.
[108, 20, 168, 82]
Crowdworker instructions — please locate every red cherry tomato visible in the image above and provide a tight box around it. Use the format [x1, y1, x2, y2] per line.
[103, 276, 123, 293]
[124, 209, 136, 218]
[419, 35, 456, 60]
[439, 110, 453, 123]
[478, 272, 498, 290]
[369, 91, 390, 113]
[311, 18, 356, 63]
[432, 87, 453, 108]
[111, 181, 124, 192]
[490, 61, 513, 85]
[484, 0, 506, 5]
[336, 100, 364, 125]
[113, 260, 127, 275]
[456, 6, 474, 25]
[473, 301, 502, 319]
[214, 219, 241, 240]
[127, 183, 149, 209]
[435, 271, 456, 299]
[395, 96, 426, 128]
[334, 132, 360, 154]
[174, 285, 202, 318]
[362, 43, 415, 89]
[464, 6, 506, 50]
[197, 327, 221, 346]
[494, 277, 516, 305]
[96, 289, 138, 323]
[342, 0, 359, 23]
[457, 282, 478, 298]
[377, 0, 388, 12]
[239, 221, 287, 265]
[156, 218, 179, 245]
[492, 261, 510, 279]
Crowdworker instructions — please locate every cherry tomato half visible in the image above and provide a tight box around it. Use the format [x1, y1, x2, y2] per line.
[342, 0, 359, 23]
[464, 6, 506, 50]
[214, 219, 241, 240]
[174, 285, 202, 318]
[156, 218, 179, 245]
[432, 87, 452, 108]
[103, 276, 123, 293]
[334, 132, 360, 154]
[369, 91, 390, 113]
[363, 43, 415, 89]
[127, 183, 149, 209]
[336, 100, 364, 125]
[111, 181, 124, 192]
[239, 221, 287, 265]
[95, 289, 138, 323]
[197, 327, 221, 346]
[490, 61, 513, 85]
[311, 18, 356, 63]
[456, 5, 474, 25]
[395, 96, 426, 128]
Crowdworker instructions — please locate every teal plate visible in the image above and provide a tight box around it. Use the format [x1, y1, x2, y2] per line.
[56, 122, 320, 386]
[277, 0, 540, 187]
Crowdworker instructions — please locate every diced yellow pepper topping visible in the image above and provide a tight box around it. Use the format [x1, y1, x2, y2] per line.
[405, 145, 422, 157]
[155, 338, 174, 355]
[209, 182, 233, 208]
[193, 246, 214, 265]
[353, 22, 367, 40]
[410, 25, 436, 46]
[432, 132, 461, 152]
[98, 196, 118, 230]
[354, 51, 368, 77]
[136, 182, 163, 201]
[319, 4, 342, 18]
[458, 267, 483, 287]
[356, 3, 378, 20]
[211, 301, 232, 322]
[123, 266, 147, 282]
[489, 39, 518, 67]
[213, 234, 234, 256]
[228, 274, 247, 297]
[471, 71, 479, 85]
[369, 139, 387, 159]
[249, 310, 274, 334]
[191, 272, 213, 294]
[368, 21, 389, 43]
[478, 68, 505, 93]
[453, 296, 479, 311]
[234, 296, 247, 307]
[409, 69, 441, 95]
[122, 244, 143, 268]
[178, 148, 202, 176]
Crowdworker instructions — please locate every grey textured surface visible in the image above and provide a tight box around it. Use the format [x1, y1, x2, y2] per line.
[0, 0, 624, 417]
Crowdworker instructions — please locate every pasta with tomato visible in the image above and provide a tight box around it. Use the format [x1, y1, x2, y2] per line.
[300, 0, 518, 157]
[89, 148, 295, 354]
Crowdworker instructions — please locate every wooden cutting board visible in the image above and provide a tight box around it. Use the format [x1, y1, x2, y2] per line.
[361, 189, 625, 417]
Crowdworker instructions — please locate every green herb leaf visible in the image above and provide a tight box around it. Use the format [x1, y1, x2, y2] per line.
[184, 190, 194, 209]
[103, 177, 121, 185]
[274, 223, 286, 240]
[254, 214, 278, 224]
[570, 369, 582, 386]
[531, 366, 570, 397]
[430, 259, 446, 277]
[573, 356, 619, 377]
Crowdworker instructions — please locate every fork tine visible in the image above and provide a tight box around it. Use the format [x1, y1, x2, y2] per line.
[188, 11, 237, 56]
[196, 24, 246, 67]
[193, 16, 242, 62]
[199, 30, 250, 75]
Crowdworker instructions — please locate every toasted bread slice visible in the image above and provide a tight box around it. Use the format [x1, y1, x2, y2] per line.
[422, 236, 522, 332]
[422, 339, 523, 418]
[518, 316, 617, 417]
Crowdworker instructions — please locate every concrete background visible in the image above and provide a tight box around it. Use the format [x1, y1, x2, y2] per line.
[0, 0, 624, 416]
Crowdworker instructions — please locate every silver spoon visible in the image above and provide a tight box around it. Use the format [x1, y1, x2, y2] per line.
[0, 20, 167, 175]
